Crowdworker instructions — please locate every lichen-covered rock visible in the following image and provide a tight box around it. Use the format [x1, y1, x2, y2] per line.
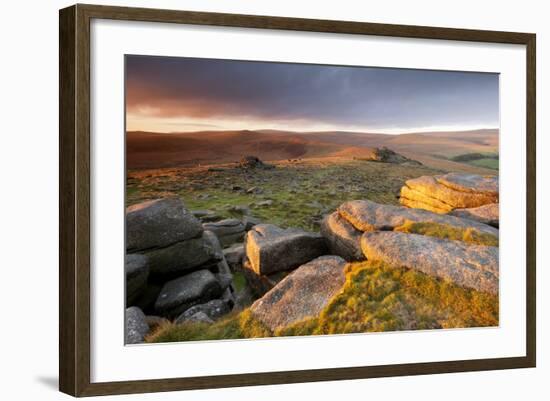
[250, 256, 347, 331]
[126, 198, 203, 251]
[125, 254, 149, 304]
[142, 232, 218, 278]
[154, 270, 223, 318]
[450, 203, 499, 228]
[338, 199, 498, 238]
[360, 231, 499, 294]
[370, 147, 422, 165]
[202, 219, 245, 247]
[241, 258, 289, 297]
[223, 244, 245, 271]
[239, 155, 273, 169]
[400, 173, 498, 212]
[202, 230, 224, 260]
[438, 173, 498, 195]
[125, 306, 149, 344]
[245, 224, 327, 275]
[185, 311, 214, 324]
[400, 185, 454, 213]
[320, 212, 364, 261]
[174, 299, 230, 323]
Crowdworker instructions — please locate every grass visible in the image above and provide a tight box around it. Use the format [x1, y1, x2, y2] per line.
[278, 261, 499, 336]
[450, 152, 499, 171]
[127, 159, 440, 231]
[146, 260, 499, 343]
[394, 221, 499, 246]
[468, 158, 499, 170]
[146, 310, 271, 343]
[232, 272, 247, 292]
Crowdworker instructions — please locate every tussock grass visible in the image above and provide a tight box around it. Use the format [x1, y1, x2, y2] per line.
[394, 221, 499, 246]
[146, 310, 271, 343]
[279, 261, 498, 336]
[147, 261, 499, 343]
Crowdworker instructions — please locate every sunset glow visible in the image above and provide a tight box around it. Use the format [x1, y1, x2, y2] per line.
[126, 55, 499, 135]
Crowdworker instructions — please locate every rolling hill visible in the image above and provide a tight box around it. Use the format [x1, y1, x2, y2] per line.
[126, 128, 498, 172]
[126, 130, 379, 169]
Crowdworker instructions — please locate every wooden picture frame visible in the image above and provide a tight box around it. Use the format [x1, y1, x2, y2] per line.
[59, 3, 536, 397]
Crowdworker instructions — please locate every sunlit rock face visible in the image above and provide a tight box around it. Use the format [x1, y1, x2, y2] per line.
[338, 199, 498, 238]
[450, 203, 499, 228]
[400, 173, 498, 213]
[250, 256, 347, 331]
[361, 231, 499, 295]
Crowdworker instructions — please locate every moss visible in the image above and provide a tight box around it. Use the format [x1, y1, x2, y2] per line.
[146, 310, 272, 343]
[232, 272, 247, 293]
[278, 260, 498, 337]
[150, 260, 499, 343]
[394, 221, 499, 246]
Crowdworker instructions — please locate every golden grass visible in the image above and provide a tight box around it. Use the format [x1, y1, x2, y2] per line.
[146, 310, 271, 343]
[279, 260, 498, 336]
[394, 220, 499, 246]
[147, 260, 499, 343]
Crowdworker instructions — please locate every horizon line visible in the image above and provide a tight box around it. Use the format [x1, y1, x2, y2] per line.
[126, 126, 500, 136]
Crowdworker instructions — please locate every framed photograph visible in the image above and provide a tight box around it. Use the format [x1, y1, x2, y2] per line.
[59, 4, 536, 397]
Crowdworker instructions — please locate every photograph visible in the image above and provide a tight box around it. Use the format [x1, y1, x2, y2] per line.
[124, 55, 500, 344]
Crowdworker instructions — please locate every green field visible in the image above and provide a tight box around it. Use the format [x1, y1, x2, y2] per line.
[126, 158, 440, 231]
[450, 152, 499, 171]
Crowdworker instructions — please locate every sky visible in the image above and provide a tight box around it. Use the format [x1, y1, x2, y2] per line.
[126, 55, 499, 134]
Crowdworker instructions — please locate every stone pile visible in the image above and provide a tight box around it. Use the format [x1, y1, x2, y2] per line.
[125, 198, 236, 342]
[125, 173, 501, 341]
[321, 197, 499, 294]
[399, 173, 499, 222]
[241, 224, 328, 296]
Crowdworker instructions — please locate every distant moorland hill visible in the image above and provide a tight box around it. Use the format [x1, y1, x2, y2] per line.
[126, 128, 498, 172]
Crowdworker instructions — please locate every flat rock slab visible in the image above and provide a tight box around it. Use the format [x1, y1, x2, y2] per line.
[126, 198, 203, 251]
[125, 307, 149, 344]
[438, 173, 498, 195]
[141, 232, 218, 279]
[175, 299, 230, 324]
[400, 185, 454, 213]
[155, 270, 223, 318]
[361, 231, 499, 294]
[250, 256, 348, 331]
[245, 224, 327, 275]
[223, 244, 245, 270]
[450, 203, 499, 228]
[203, 219, 245, 247]
[338, 200, 498, 238]
[125, 254, 149, 304]
[320, 212, 364, 261]
[400, 173, 498, 211]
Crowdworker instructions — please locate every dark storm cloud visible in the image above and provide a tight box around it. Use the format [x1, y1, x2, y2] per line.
[126, 55, 499, 130]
